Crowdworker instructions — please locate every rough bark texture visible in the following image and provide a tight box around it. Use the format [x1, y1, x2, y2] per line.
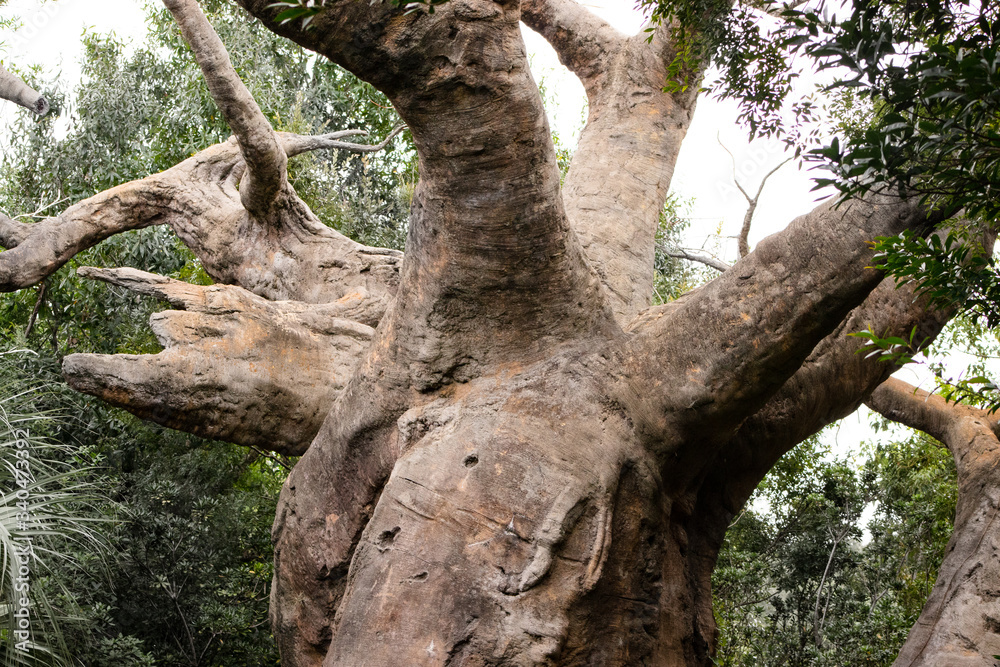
[0, 0, 989, 664]
[63, 267, 373, 456]
[868, 379, 1000, 666]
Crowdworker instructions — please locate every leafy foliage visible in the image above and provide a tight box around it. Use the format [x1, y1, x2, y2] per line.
[653, 194, 718, 304]
[714, 433, 957, 666]
[0, 352, 108, 667]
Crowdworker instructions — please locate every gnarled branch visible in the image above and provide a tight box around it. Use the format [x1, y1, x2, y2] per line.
[520, 5, 705, 323]
[866, 378, 1000, 666]
[163, 0, 287, 215]
[0, 129, 405, 322]
[63, 267, 374, 456]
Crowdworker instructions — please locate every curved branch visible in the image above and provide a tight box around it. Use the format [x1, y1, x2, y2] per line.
[557, 24, 704, 323]
[618, 192, 942, 454]
[0, 132, 403, 322]
[865, 377, 990, 444]
[280, 124, 406, 158]
[866, 378, 1000, 666]
[519, 0, 625, 92]
[0, 177, 200, 291]
[163, 0, 287, 215]
[0, 62, 49, 115]
[62, 267, 374, 456]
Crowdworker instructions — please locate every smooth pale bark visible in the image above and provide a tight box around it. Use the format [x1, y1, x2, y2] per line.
[867, 379, 1000, 666]
[0, 0, 987, 664]
[0, 62, 48, 115]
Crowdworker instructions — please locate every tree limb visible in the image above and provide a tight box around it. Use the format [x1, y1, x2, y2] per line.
[242, 0, 617, 378]
[0, 130, 405, 322]
[519, 0, 625, 93]
[619, 192, 942, 453]
[717, 134, 793, 258]
[665, 247, 731, 272]
[866, 378, 1000, 666]
[550, 17, 705, 323]
[62, 267, 374, 456]
[0, 176, 198, 292]
[280, 125, 405, 158]
[0, 61, 49, 115]
[163, 0, 287, 216]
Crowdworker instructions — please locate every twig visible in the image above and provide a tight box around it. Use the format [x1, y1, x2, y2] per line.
[665, 247, 732, 272]
[25, 281, 46, 337]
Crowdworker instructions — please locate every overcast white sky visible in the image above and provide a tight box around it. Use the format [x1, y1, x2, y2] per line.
[1, 0, 939, 455]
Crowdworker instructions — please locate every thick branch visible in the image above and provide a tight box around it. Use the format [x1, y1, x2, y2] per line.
[0, 178, 190, 291]
[866, 378, 1000, 666]
[62, 267, 373, 456]
[866, 377, 990, 444]
[619, 193, 940, 452]
[0, 62, 49, 115]
[554, 19, 704, 323]
[519, 0, 625, 91]
[0, 132, 403, 322]
[241, 0, 617, 380]
[163, 0, 287, 215]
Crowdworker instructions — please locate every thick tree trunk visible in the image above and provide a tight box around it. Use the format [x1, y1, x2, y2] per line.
[0, 0, 988, 664]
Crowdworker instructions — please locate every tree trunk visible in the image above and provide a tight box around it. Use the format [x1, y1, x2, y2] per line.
[0, 0, 988, 664]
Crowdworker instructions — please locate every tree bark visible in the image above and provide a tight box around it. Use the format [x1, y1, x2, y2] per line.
[0, 61, 49, 115]
[0, 0, 988, 664]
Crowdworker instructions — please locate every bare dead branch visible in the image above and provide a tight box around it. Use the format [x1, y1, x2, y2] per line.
[666, 247, 731, 272]
[718, 135, 793, 258]
[0, 62, 49, 115]
[280, 124, 407, 158]
[163, 0, 287, 215]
